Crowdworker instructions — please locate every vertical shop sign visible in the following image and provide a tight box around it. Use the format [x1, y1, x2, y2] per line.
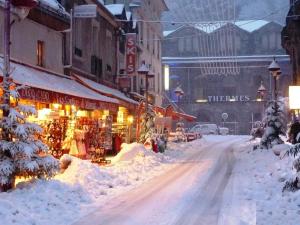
[126, 33, 137, 76]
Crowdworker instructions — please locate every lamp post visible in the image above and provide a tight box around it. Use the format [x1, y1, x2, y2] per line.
[268, 58, 281, 115]
[138, 61, 150, 112]
[257, 81, 267, 120]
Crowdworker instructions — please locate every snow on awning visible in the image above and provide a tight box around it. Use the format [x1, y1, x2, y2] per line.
[73, 75, 138, 110]
[0, 57, 119, 111]
[105, 4, 125, 16]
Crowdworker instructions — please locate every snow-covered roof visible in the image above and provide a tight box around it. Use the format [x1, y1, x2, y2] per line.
[74, 75, 138, 105]
[164, 20, 279, 37]
[0, 57, 118, 104]
[39, 0, 68, 15]
[105, 4, 125, 16]
[235, 20, 271, 32]
[195, 22, 227, 34]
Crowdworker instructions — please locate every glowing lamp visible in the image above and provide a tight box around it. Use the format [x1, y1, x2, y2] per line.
[289, 86, 300, 110]
[127, 115, 134, 124]
[164, 65, 170, 91]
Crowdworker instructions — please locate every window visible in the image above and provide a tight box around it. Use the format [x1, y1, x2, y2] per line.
[178, 39, 184, 52]
[75, 19, 83, 57]
[185, 37, 192, 51]
[269, 33, 276, 49]
[106, 29, 113, 74]
[139, 21, 144, 45]
[37, 40, 44, 67]
[193, 37, 199, 51]
[92, 25, 99, 55]
[262, 35, 268, 49]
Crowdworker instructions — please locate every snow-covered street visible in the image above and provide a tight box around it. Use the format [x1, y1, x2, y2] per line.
[72, 136, 247, 225]
[1, 136, 300, 225]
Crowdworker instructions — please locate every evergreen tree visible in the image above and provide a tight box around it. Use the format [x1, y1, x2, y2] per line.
[139, 108, 155, 143]
[0, 84, 59, 191]
[260, 100, 287, 149]
[283, 144, 300, 192]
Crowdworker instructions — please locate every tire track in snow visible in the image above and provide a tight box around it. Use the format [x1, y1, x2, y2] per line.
[72, 137, 246, 225]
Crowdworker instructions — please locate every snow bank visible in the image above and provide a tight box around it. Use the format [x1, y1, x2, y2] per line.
[218, 140, 300, 225]
[111, 143, 154, 163]
[0, 140, 193, 225]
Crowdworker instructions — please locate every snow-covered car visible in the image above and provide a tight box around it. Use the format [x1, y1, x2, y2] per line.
[190, 124, 219, 135]
[218, 127, 229, 135]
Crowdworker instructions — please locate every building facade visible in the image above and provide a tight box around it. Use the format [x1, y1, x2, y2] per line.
[163, 21, 292, 134]
[0, 0, 69, 74]
[282, 0, 300, 85]
[103, 0, 168, 106]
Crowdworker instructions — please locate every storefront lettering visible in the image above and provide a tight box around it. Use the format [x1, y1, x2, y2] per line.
[126, 33, 137, 76]
[207, 95, 250, 102]
[19, 88, 50, 103]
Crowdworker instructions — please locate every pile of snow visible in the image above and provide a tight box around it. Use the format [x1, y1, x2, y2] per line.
[0, 140, 198, 225]
[218, 140, 300, 225]
[111, 143, 154, 163]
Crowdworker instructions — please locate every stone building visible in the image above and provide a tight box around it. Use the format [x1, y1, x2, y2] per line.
[0, 0, 69, 74]
[61, 0, 121, 88]
[103, 0, 168, 106]
[163, 21, 292, 134]
[282, 0, 300, 85]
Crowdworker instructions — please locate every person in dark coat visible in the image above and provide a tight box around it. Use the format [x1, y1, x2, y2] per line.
[288, 119, 300, 144]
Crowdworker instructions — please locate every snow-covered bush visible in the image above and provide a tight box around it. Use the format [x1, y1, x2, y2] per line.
[260, 100, 287, 149]
[0, 84, 59, 191]
[139, 108, 155, 144]
[282, 144, 300, 192]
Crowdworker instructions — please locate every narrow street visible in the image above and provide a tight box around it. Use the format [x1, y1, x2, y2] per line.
[72, 136, 247, 225]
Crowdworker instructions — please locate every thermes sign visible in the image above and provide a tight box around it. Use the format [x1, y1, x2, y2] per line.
[208, 95, 251, 102]
[126, 33, 137, 75]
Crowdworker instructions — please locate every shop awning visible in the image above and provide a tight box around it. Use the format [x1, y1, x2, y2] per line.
[73, 75, 138, 110]
[0, 57, 119, 112]
[164, 105, 197, 122]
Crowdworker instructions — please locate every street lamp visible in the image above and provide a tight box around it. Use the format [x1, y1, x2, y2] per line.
[138, 61, 150, 112]
[257, 81, 267, 120]
[268, 59, 281, 99]
[268, 58, 281, 113]
[257, 81, 267, 101]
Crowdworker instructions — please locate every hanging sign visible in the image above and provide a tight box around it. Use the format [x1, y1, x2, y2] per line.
[74, 4, 97, 18]
[126, 33, 137, 76]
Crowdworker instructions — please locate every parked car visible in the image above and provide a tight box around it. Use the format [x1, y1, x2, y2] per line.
[190, 124, 219, 135]
[219, 127, 229, 135]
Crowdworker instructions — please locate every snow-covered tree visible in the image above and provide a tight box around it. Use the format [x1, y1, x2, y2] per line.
[283, 144, 300, 192]
[260, 100, 287, 149]
[0, 84, 59, 191]
[139, 108, 155, 144]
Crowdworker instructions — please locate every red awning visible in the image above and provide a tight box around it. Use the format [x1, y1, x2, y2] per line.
[0, 57, 119, 112]
[164, 105, 197, 122]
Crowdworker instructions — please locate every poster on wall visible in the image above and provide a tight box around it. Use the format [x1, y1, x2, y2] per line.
[126, 33, 137, 76]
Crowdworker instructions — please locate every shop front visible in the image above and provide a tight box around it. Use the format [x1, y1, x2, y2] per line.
[73, 75, 139, 154]
[1, 58, 122, 161]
